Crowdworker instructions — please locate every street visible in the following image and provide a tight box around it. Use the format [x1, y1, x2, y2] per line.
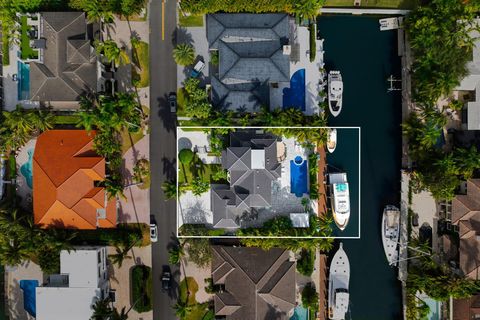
[149, 0, 179, 319]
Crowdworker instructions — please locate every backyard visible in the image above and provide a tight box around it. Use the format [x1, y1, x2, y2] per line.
[20, 16, 38, 60]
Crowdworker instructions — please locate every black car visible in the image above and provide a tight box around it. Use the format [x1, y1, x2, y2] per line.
[162, 265, 171, 291]
[168, 92, 177, 113]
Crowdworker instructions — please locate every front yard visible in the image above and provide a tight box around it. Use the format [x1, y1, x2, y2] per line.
[178, 277, 214, 320]
[178, 152, 224, 185]
[132, 40, 149, 88]
[179, 14, 204, 27]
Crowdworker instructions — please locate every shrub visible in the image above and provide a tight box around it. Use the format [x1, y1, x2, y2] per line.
[210, 50, 219, 66]
[179, 149, 194, 165]
[131, 265, 153, 312]
[297, 249, 315, 276]
[191, 178, 210, 196]
[301, 283, 319, 312]
[309, 23, 316, 62]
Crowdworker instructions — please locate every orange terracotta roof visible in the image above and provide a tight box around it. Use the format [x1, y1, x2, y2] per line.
[33, 130, 117, 229]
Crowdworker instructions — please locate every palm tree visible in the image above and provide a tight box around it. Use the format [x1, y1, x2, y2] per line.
[110, 306, 128, 320]
[28, 108, 54, 134]
[108, 245, 132, 268]
[84, 0, 114, 23]
[173, 301, 192, 319]
[162, 180, 177, 200]
[95, 40, 130, 67]
[173, 44, 195, 66]
[294, 0, 322, 20]
[90, 298, 113, 320]
[168, 243, 185, 265]
[454, 146, 480, 179]
[0, 239, 32, 266]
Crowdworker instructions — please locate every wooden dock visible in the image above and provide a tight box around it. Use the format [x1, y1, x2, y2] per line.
[317, 146, 328, 217]
[316, 145, 328, 320]
[318, 253, 328, 320]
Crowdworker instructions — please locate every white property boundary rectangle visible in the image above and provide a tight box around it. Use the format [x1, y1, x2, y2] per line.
[176, 126, 361, 239]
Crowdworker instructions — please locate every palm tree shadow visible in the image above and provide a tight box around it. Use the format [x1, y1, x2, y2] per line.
[156, 94, 177, 133]
[162, 156, 177, 181]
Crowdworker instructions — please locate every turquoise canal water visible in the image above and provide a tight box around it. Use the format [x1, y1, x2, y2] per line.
[318, 15, 402, 319]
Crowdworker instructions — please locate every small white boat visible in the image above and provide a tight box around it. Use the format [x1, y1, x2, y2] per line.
[328, 71, 343, 117]
[379, 17, 403, 31]
[382, 205, 400, 266]
[327, 128, 337, 153]
[328, 243, 350, 320]
[329, 173, 350, 231]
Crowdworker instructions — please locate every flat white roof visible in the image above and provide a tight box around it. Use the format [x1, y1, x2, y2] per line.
[290, 213, 310, 228]
[251, 149, 265, 169]
[36, 287, 100, 320]
[61, 249, 99, 288]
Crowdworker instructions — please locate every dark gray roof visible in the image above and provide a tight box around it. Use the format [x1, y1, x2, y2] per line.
[30, 12, 97, 102]
[211, 131, 281, 228]
[207, 14, 290, 110]
[212, 246, 296, 320]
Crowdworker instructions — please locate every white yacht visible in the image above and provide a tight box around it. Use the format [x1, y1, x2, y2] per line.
[382, 205, 400, 266]
[328, 243, 350, 320]
[327, 128, 337, 153]
[329, 173, 350, 231]
[328, 71, 343, 117]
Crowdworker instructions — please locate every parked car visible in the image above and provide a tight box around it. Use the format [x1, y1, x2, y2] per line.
[190, 60, 205, 78]
[168, 92, 177, 113]
[162, 266, 171, 291]
[150, 223, 158, 242]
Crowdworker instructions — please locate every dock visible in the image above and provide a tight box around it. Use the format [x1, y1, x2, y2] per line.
[318, 253, 328, 320]
[317, 146, 328, 217]
[316, 145, 328, 320]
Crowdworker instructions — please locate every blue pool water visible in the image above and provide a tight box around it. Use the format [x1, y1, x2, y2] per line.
[290, 156, 308, 197]
[423, 296, 441, 320]
[283, 69, 306, 111]
[17, 61, 30, 101]
[20, 149, 34, 189]
[290, 306, 309, 320]
[19, 280, 38, 317]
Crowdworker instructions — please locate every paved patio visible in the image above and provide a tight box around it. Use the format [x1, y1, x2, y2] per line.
[411, 189, 439, 253]
[107, 245, 152, 320]
[119, 134, 150, 225]
[6, 261, 43, 320]
[178, 129, 220, 164]
[178, 190, 213, 227]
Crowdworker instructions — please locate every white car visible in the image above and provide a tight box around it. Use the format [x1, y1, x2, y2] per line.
[150, 223, 158, 242]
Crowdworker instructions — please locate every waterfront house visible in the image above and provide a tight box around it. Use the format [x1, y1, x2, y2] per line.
[29, 12, 98, 108]
[451, 179, 480, 279]
[36, 247, 109, 320]
[33, 130, 117, 229]
[211, 246, 296, 319]
[211, 130, 282, 228]
[453, 18, 480, 130]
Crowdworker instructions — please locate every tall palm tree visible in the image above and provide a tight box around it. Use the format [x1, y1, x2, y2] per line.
[95, 40, 130, 67]
[162, 180, 177, 200]
[90, 298, 113, 320]
[173, 44, 195, 66]
[0, 239, 32, 266]
[28, 108, 54, 134]
[173, 301, 192, 319]
[84, 0, 114, 23]
[454, 146, 480, 179]
[168, 243, 185, 265]
[108, 246, 132, 268]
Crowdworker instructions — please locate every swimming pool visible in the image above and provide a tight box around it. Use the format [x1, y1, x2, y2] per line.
[17, 61, 30, 101]
[290, 156, 308, 197]
[20, 149, 34, 189]
[290, 306, 309, 320]
[423, 296, 441, 320]
[19, 279, 38, 317]
[283, 69, 306, 111]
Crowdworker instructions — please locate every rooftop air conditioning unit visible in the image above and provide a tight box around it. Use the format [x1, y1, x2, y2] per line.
[283, 45, 291, 55]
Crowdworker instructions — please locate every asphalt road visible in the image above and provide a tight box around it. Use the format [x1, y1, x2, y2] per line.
[149, 0, 179, 319]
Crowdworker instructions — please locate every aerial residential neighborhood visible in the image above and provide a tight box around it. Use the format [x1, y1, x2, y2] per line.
[0, 0, 479, 320]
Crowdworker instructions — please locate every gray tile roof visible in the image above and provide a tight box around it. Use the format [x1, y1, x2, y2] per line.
[211, 130, 281, 228]
[207, 14, 291, 110]
[30, 12, 97, 102]
[211, 246, 296, 320]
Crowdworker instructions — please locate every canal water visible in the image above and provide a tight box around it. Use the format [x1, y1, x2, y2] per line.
[318, 15, 403, 319]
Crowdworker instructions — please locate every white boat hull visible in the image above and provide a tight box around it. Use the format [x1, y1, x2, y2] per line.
[329, 173, 350, 231]
[328, 243, 350, 320]
[327, 129, 337, 153]
[382, 205, 400, 267]
[328, 71, 343, 117]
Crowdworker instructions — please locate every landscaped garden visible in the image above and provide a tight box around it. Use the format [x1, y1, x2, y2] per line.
[20, 16, 38, 60]
[178, 149, 226, 187]
[131, 265, 153, 312]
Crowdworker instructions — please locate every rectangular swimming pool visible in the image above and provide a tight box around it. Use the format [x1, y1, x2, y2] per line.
[17, 61, 30, 101]
[290, 156, 308, 197]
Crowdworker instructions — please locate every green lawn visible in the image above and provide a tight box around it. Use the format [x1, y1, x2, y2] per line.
[132, 41, 149, 88]
[178, 153, 223, 185]
[179, 14, 204, 27]
[54, 115, 81, 125]
[179, 277, 199, 305]
[324, 0, 417, 8]
[179, 277, 214, 320]
[177, 87, 187, 117]
[20, 16, 38, 60]
[187, 304, 213, 320]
